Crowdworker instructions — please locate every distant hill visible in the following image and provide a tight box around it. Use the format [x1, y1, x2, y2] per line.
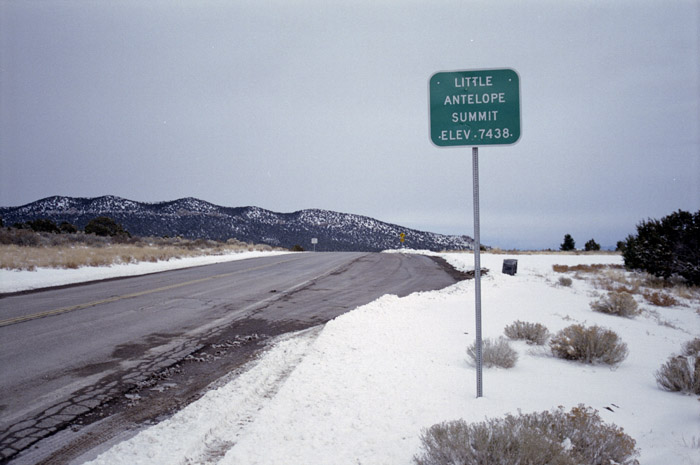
[0, 196, 474, 252]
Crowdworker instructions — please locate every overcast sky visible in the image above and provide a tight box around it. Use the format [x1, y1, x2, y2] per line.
[1, 0, 698, 249]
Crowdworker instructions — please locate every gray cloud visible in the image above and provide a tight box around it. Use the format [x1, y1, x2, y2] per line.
[1, 0, 698, 249]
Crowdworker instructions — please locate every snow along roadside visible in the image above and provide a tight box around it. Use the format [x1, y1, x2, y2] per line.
[83, 252, 700, 464]
[78, 327, 323, 465]
[0, 250, 292, 293]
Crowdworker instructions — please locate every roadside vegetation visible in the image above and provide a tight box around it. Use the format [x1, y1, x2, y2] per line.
[466, 337, 518, 368]
[484, 248, 619, 255]
[0, 218, 280, 271]
[550, 324, 629, 366]
[552, 262, 700, 307]
[415, 405, 639, 465]
[620, 209, 699, 286]
[504, 320, 550, 345]
[655, 338, 700, 396]
[590, 291, 639, 318]
[424, 210, 698, 464]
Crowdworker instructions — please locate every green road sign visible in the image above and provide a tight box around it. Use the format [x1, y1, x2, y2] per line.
[429, 68, 521, 147]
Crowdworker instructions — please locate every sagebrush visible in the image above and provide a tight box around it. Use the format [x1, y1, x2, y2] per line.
[682, 338, 700, 356]
[504, 320, 550, 345]
[558, 276, 573, 287]
[590, 291, 639, 317]
[655, 338, 700, 395]
[655, 356, 700, 395]
[466, 337, 517, 368]
[550, 324, 628, 365]
[575, 263, 700, 304]
[414, 405, 639, 465]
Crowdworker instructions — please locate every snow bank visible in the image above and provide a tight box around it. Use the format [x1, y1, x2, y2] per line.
[82, 252, 699, 465]
[0, 251, 291, 293]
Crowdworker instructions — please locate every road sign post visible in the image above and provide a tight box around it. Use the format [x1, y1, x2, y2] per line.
[471, 146, 483, 398]
[429, 68, 520, 398]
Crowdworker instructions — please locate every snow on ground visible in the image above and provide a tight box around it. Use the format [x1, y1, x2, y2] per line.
[70, 252, 700, 464]
[0, 251, 291, 293]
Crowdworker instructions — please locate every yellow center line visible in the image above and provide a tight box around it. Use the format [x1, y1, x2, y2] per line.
[0, 256, 306, 328]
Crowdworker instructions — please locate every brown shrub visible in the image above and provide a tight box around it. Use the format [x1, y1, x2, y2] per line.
[550, 324, 628, 365]
[504, 321, 550, 345]
[643, 290, 679, 307]
[414, 405, 639, 465]
[655, 355, 700, 395]
[590, 291, 640, 317]
[558, 276, 573, 287]
[466, 337, 518, 368]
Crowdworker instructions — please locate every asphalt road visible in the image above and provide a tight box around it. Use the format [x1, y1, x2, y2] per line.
[0, 252, 465, 464]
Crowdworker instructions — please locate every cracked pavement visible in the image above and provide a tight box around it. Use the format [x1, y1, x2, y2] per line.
[0, 252, 466, 464]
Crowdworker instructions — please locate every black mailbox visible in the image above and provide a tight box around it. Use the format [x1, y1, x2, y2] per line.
[502, 259, 518, 276]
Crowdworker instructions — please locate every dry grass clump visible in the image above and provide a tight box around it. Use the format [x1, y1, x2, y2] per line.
[488, 248, 620, 256]
[414, 405, 639, 465]
[643, 290, 680, 307]
[590, 291, 640, 318]
[595, 271, 700, 305]
[467, 337, 518, 368]
[550, 324, 628, 366]
[672, 284, 700, 301]
[553, 261, 700, 308]
[504, 320, 550, 345]
[593, 269, 640, 294]
[553, 264, 631, 288]
[0, 234, 278, 271]
[552, 263, 622, 273]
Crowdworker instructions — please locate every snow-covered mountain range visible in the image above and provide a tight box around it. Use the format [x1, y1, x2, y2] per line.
[0, 196, 474, 252]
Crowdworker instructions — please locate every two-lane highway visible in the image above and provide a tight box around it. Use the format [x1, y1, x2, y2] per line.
[0, 252, 464, 464]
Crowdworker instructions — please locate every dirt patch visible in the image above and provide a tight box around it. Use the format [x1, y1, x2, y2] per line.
[428, 255, 487, 281]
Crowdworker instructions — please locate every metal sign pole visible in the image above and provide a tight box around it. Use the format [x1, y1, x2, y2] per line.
[429, 68, 520, 399]
[472, 146, 483, 398]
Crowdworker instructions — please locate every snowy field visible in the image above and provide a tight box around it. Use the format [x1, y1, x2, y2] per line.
[8, 251, 700, 464]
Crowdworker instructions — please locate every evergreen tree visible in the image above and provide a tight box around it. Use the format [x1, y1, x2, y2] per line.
[560, 234, 576, 251]
[28, 219, 60, 233]
[59, 221, 78, 234]
[85, 216, 130, 237]
[622, 210, 700, 285]
[584, 238, 601, 251]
